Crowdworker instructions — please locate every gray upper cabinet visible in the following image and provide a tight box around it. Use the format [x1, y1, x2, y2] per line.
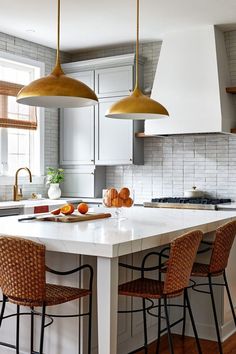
[60, 71, 95, 166]
[95, 65, 133, 98]
[61, 54, 144, 166]
[95, 97, 133, 165]
[95, 97, 143, 165]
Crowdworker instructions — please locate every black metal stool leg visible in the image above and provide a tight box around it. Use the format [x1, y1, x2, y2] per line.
[208, 275, 223, 354]
[223, 270, 236, 327]
[30, 307, 34, 354]
[0, 294, 7, 327]
[184, 289, 202, 354]
[142, 298, 148, 354]
[39, 304, 46, 354]
[156, 298, 161, 354]
[163, 296, 174, 354]
[16, 305, 20, 354]
[182, 291, 186, 338]
[88, 294, 92, 354]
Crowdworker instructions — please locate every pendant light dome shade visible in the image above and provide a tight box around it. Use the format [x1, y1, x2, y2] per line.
[105, 0, 168, 120]
[17, 66, 98, 108]
[16, 0, 98, 108]
[106, 87, 168, 119]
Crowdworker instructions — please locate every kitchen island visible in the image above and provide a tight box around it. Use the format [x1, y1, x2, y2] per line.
[0, 206, 236, 354]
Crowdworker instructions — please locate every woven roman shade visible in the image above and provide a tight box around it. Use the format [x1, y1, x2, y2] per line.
[0, 80, 37, 130]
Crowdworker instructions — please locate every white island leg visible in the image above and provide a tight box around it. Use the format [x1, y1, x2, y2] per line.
[97, 256, 119, 354]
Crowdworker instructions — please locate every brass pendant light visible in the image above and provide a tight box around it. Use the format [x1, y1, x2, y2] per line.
[106, 0, 168, 120]
[16, 0, 98, 108]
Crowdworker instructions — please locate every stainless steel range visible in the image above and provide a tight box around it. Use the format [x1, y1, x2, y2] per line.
[143, 197, 232, 210]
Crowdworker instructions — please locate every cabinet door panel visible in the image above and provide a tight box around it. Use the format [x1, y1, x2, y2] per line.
[60, 106, 94, 165]
[60, 71, 95, 166]
[61, 171, 94, 197]
[68, 70, 94, 89]
[95, 66, 133, 97]
[96, 97, 133, 165]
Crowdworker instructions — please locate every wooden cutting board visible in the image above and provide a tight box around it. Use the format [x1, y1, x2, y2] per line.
[36, 212, 112, 223]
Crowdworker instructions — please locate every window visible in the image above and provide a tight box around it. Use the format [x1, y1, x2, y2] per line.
[0, 53, 44, 177]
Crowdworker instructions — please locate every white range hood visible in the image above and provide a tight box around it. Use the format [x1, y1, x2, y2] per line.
[145, 26, 235, 135]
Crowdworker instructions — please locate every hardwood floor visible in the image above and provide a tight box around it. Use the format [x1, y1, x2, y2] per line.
[137, 333, 236, 353]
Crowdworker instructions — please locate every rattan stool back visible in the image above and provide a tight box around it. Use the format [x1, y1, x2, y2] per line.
[164, 230, 202, 295]
[0, 236, 46, 303]
[209, 220, 236, 274]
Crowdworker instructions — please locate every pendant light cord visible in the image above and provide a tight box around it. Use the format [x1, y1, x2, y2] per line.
[56, 0, 61, 66]
[135, 0, 139, 90]
[53, 0, 64, 75]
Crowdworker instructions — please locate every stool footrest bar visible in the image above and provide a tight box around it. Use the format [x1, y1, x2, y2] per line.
[0, 341, 16, 349]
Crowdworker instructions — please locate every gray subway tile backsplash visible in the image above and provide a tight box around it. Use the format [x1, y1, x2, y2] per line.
[106, 135, 236, 202]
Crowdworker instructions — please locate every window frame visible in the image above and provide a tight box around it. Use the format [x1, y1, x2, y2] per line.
[0, 51, 45, 184]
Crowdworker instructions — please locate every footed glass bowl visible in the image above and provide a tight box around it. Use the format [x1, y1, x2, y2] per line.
[103, 187, 134, 219]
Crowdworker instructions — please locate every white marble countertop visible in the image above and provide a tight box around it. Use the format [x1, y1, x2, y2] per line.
[217, 203, 236, 209]
[0, 206, 235, 258]
[0, 198, 82, 210]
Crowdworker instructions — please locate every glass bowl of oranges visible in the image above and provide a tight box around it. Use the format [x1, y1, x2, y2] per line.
[103, 187, 134, 219]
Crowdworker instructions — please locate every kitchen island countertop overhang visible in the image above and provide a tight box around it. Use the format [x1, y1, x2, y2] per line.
[0, 206, 235, 258]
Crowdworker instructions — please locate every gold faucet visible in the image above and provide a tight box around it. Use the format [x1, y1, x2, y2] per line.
[13, 167, 32, 201]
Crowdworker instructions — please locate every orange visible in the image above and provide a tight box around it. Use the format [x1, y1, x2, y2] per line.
[107, 188, 118, 200]
[51, 208, 61, 215]
[78, 203, 89, 214]
[103, 196, 112, 207]
[60, 204, 75, 215]
[111, 197, 123, 208]
[119, 187, 130, 200]
[123, 197, 133, 208]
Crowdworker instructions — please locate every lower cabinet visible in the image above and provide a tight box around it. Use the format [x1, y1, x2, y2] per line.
[60, 166, 106, 198]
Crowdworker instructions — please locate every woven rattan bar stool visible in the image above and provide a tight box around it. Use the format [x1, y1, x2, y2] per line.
[0, 236, 93, 354]
[183, 220, 236, 354]
[118, 230, 203, 354]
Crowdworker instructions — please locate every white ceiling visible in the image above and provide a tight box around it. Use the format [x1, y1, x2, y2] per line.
[0, 0, 236, 52]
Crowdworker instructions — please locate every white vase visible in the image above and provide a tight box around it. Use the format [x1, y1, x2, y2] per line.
[48, 183, 61, 200]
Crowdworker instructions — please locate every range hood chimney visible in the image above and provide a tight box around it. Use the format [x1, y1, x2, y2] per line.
[145, 26, 235, 135]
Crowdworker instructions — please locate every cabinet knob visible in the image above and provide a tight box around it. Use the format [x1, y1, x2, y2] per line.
[91, 172, 94, 175]
[130, 158, 133, 161]
[91, 159, 94, 162]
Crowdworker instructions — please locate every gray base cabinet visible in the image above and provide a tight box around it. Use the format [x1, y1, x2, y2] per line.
[61, 166, 105, 198]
